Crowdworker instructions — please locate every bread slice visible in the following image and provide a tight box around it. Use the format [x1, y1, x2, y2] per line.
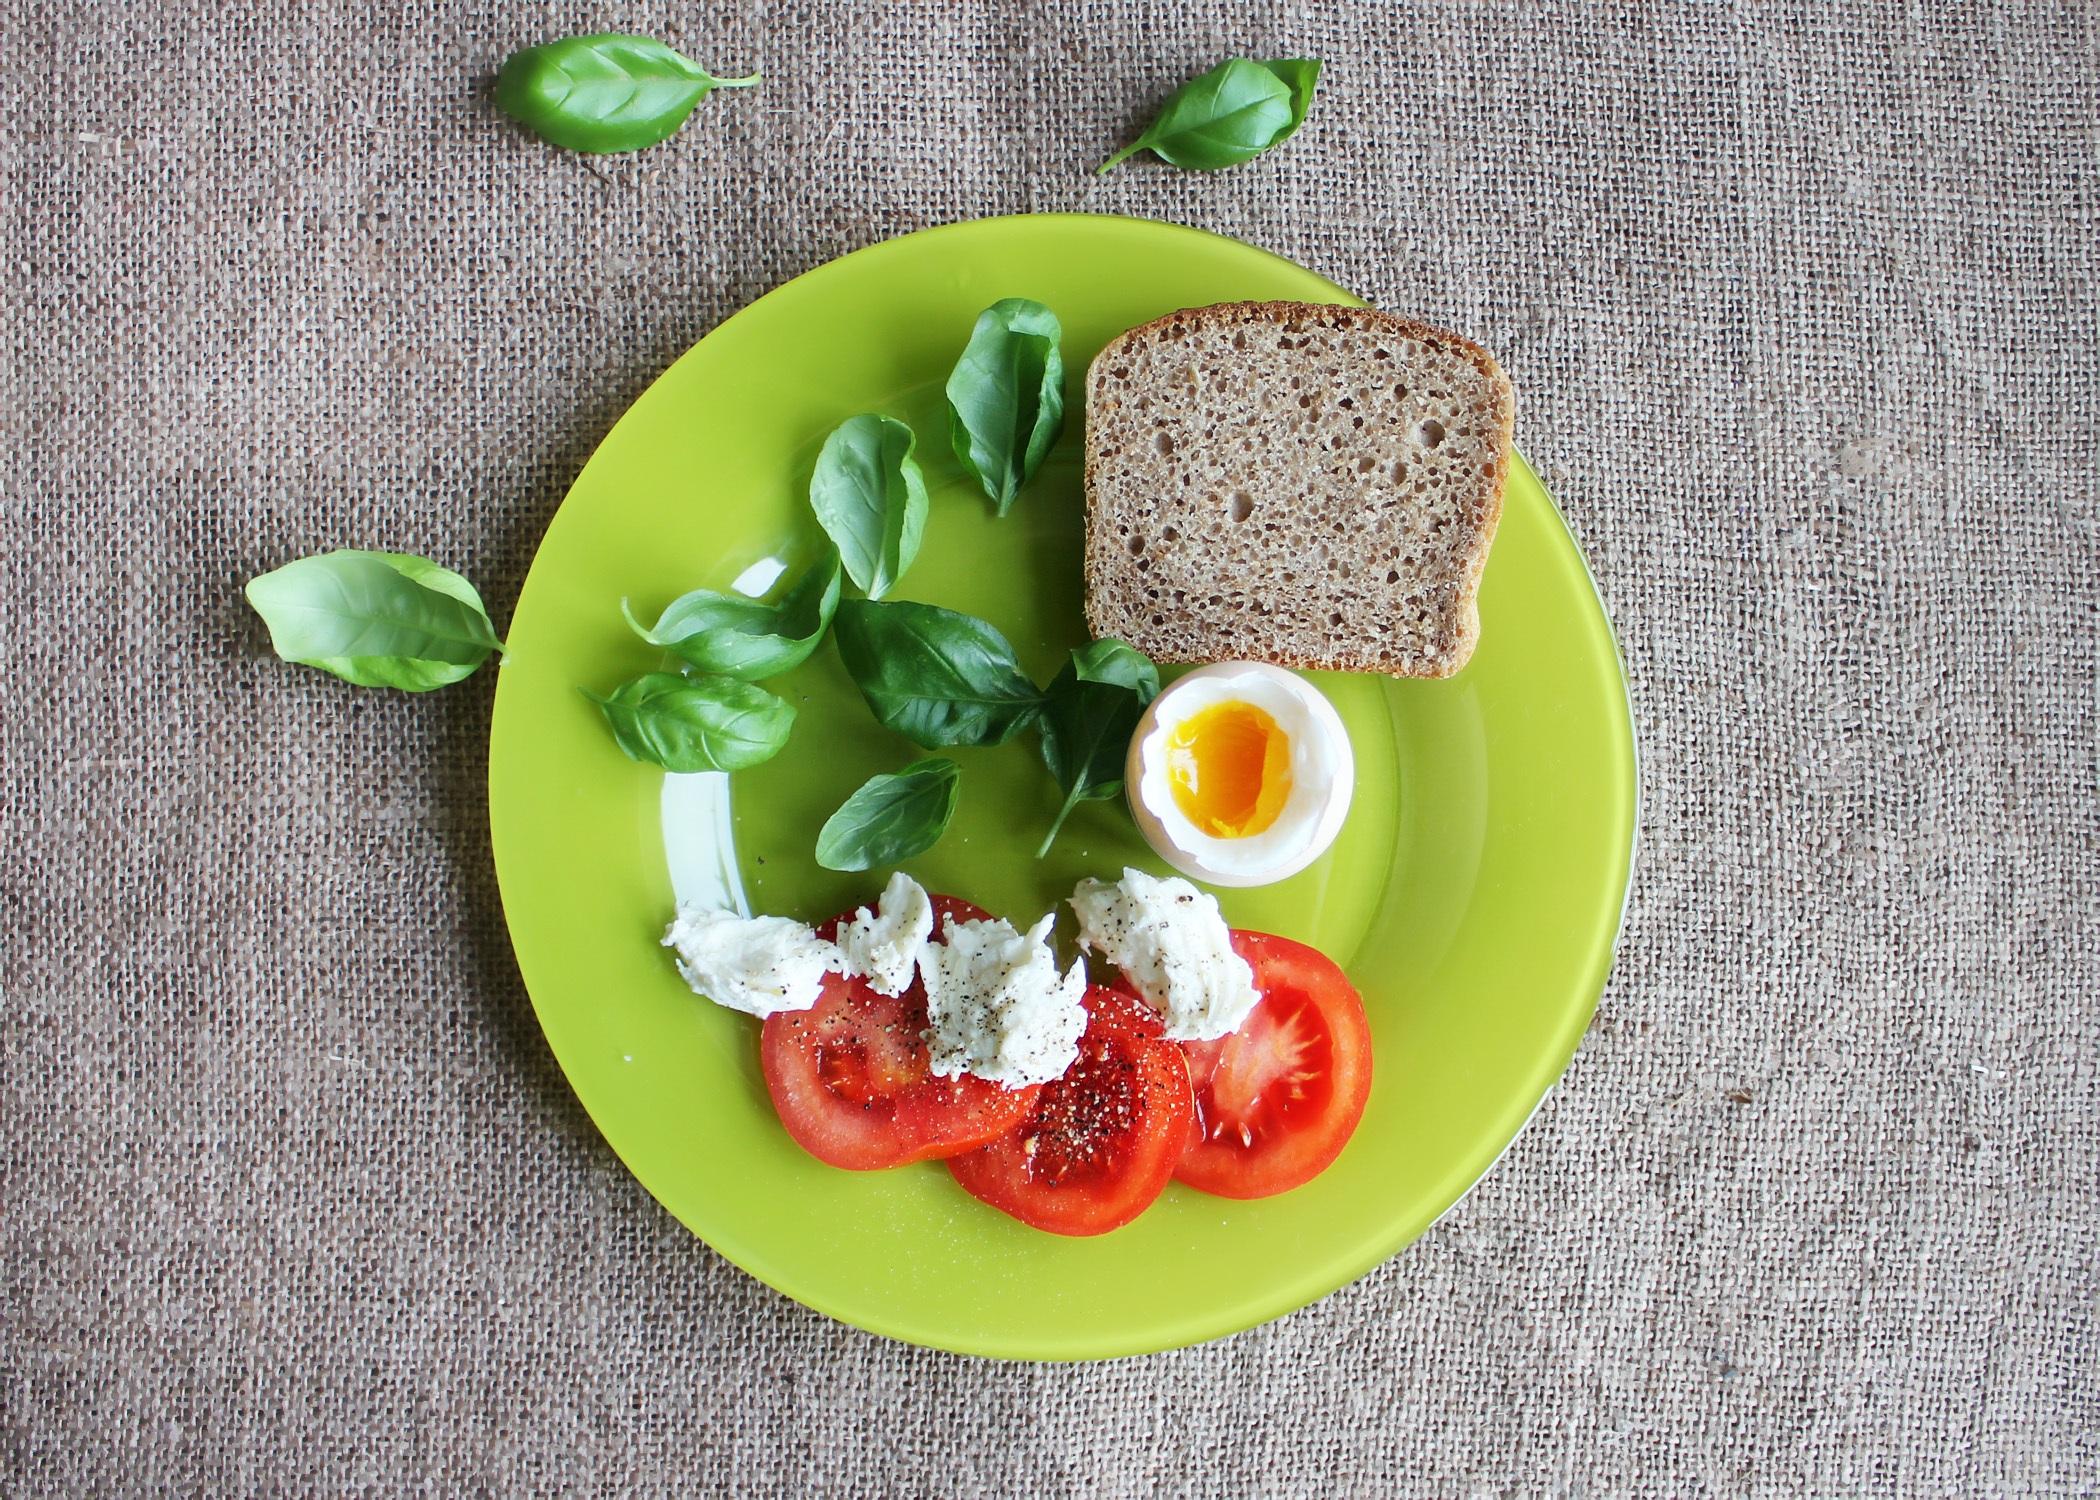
[1082, 302, 1514, 678]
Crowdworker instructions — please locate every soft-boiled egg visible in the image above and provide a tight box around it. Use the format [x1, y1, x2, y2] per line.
[1125, 662, 1354, 888]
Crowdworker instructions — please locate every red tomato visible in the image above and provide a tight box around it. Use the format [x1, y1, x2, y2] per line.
[1173, 930, 1373, 1199]
[760, 896, 1038, 1171]
[946, 987, 1195, 1236]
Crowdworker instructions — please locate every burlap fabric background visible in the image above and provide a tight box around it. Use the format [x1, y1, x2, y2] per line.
[4, 1, 2093, 1493]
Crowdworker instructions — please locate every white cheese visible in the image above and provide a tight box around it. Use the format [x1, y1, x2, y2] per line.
[836, 870, 935, 997]
[1068, 867, 1259, 1041]
[921, 913, 1087, 1088]
[661, 904, 845, 1017]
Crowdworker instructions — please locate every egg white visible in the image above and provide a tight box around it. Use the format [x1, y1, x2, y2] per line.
[1125, 662, 1355, 888]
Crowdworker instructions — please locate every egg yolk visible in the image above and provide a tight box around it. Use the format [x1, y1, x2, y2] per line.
[1165, 702, 1294, 838]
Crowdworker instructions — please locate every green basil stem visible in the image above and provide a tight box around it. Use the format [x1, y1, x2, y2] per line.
[1036, 784, 1093, 859]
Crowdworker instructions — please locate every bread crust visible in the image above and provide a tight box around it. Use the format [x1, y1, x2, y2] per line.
[1081, 301, 1514, 679]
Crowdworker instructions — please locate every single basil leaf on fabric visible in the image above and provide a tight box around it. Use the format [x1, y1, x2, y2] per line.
[1260, 58, 1322, 142]
[816, 758, 962, 872]
[1096, 56, 1295, 175]
[622, 546, 842, 681]
[832, 599, 1044, 749]
[587, 671, 795, 773]
[807, 415, 929, 600]
[244, 549, 505, 692]
[495, 33, 759, 155]
[945, 298, 1067, 516]
[1034, 639, 1161, 857]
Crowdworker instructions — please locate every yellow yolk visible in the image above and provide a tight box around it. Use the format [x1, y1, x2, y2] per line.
[1164, 701, 1294, 838]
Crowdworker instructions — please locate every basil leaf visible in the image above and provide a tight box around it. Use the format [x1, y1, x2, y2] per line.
[1067, 636, 1162, 697]
[1262, 58, 1322, 143]
[1096, 57, 1306, 174]
[1034, 639, 1161, 857]
[945, 298, 1066, 516]
[833, 599, 1043, 749]
[588, 671, 795, 772]
[816, 758, 962, 872]
[495, 33, 759, 155]
[623, 546, 841, 681]
[808, 415, 929, 600]
[244, 549, 504, 692]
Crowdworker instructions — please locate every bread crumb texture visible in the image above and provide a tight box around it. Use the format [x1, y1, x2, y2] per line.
[1082, 302, 1514, 678]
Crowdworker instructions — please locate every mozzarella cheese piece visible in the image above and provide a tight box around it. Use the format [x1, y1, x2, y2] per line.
[662, 904, 845, 1017]
[835, 870, 935, 997]
[921, 913, 1087, 1088]
[1069, 867, 1259, 1041]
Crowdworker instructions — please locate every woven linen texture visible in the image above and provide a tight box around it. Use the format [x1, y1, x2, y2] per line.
[2, 1, 2094, 1494]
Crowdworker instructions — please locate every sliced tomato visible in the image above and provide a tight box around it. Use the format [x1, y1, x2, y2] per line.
[946, 987, 1195, 1236]
[1173, 930, 1373, 1199]
[760, 896, 1039, 1171]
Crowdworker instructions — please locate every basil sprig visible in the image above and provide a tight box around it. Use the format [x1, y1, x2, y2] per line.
[808, 415, 929, 600]
[588, 671, 795, 773]
[945, 299, 1066, 516]
[1033, 639, 1161, 856]
[815, 758, 962, 871]
[1097, 57, 1322, 174]
[495, 34, 759, 155]
[244, 550, 505, 692]
[833, 599, 1043, 749]
[623, 546, 841, 681]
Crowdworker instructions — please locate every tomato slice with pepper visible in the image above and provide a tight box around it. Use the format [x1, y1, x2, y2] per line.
[760, 896, 1039, 1171]
[945, 987, 1195, 1236]
[1172, 930, 1373, 1199]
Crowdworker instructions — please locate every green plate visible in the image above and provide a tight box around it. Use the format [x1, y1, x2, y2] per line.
[489, 213, 1636, 1360]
